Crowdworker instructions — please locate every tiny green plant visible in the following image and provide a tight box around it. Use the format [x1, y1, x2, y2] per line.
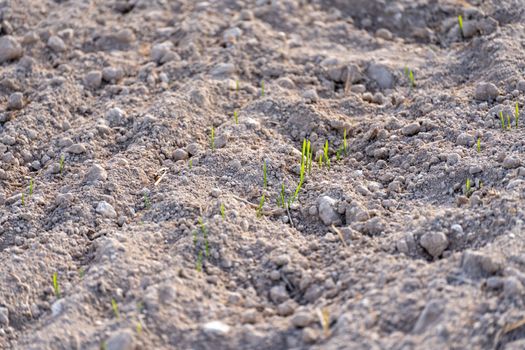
[210, 127, 215, 151]
[136, 321, 143, 335]
[476, 138, 481, 153]
[100, 341, 108, 350]
[189, 158, 193, 168]
[234, 110, 239, 125]
[307, 140, 313, 174]
[458, 15, 464, 37]
[263, 160, 268, 189]
[500, 111, 505, 129]
[507, 114, 512, 129]
[409, 70, 415, 88]
[323, 140, 330, 169]
[261, 80, 265, 97]
[21, 193, 24, 206]
[318, 153, 323, 169]
[29, 178, 34, 196]
[111, 298, 120, 319]
[514, 102, 520, 129]
[143, 193, 151, 209]
[53, 272, 60, 299]
[235, 79, 240, 92]
[79, 268, 85, 278]
[343, 129, 348, 155]
[466, 178, 472, 196]
[257, 195, 265, 217]
[196, 251, 203, 272]
[59, 154, 65, 175]
[220, 203, 225, 219]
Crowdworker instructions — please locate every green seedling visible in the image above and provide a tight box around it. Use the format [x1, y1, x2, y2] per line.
[189, 158, 193, 168]
[235, 79, 240, 92]
[79, 268, 85, 278]
[466, 178, 472, 196]
[323, 140, 330, 169]
[476, 138, 481, 153]
[210, 127, 215, 151]
[220, 203, 225, 219]
[343, 129, 348, 155]
[458, 15, 464, 37]
[196, 251, 203, 272]
[143, 193, 151, 209]
[257, 195, 265, 217]
[53, 272, 60, 298]
[507, 114, 511, 129]
[261, 80, 265, 97]
[234, 110, 239, 125]
[409, 70, 415, 88]
[279, 184, 286, 208]
[307, 141, 313, 174]
[29, 178, 34, 196]
[263, 160, 268, 188]
[136, 321, 143, 335]
[59, 154, 65, 175]
[318, 153, 323, 169]
[500, 111, 505, 129]
[514, 102, 520, 129]
[100, 341, 108, 350]
[21, 193, 24, 206]
[111, 298, 119, 319]
[336, 147, 343, 161]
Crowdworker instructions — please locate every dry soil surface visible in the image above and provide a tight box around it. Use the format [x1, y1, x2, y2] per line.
[1, 0, 525, 349]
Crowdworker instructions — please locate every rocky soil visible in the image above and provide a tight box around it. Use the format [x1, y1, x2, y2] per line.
[1, 0, 525, 349]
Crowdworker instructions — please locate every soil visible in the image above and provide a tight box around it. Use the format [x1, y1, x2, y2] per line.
[1, 0, 525, 349]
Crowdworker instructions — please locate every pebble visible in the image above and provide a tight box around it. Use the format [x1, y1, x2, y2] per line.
[269, 285, 289, 304]
[106, 107, 127, 126]
[223, 27, 242, 43]
[210, 63, 235, 77]
[456, 132, 475, 146]
[461, 20, 479, 39]
[401, 122, 420, 136]
[241, 310, 258, 324]
[420, 231, 448, 258]
[277, 300, 296, 316]
[151, 42, 176, 64]
[503, 156, 521, 169]
[84, 164, 107, 184]
[102, 67, 124, 83]
[302, 327, 319, 343]
[47, 35, 67, 52]
[67, 143, 87, 154]
[84, 70, 102, 89]
[517, 80, 525, 92]
[290, 311, 313, 328]
[96, 201, 117, 218]
[7, 92, 24, 110]
[376, 28, 393, 40]
[172, 149, 189, 161]
[317, 196, 341, 226]
[447, 153, 460, 165]
[363, 217, 385, 236]
[106, 330, 134, 350]
[412, 299, 444, 333]
[366, 63, 394, 89]
[273, 254, 290, 267]
[461, 250, 502, 279]
[303, 89, 319, 103]
[0, 306, 8, 326]
[503, 277, 524, 300]
[474, 82, 499, 101]
[0, 35, 23, 63]
[203, 321, 231, 335]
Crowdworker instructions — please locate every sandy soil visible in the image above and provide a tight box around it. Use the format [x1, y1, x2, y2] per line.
[1, 0, 525, 349]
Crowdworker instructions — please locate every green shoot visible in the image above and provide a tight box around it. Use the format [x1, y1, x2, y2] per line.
[210, 127, 215, 151]
[257, 195, 265, 217]
[500, 111, 505, 129]
[111, 298, 120, 319]
[220, 203, 225, 219]
[53, 272, 60, 299]
[514, 102, 520, 129]
[100, 341, 108, 350]
[59, 154, 65, 175]
[234, 110, 239, 125]
[458, 15, 464, 37]
[143, 193, 151, 209]
[307, 141, 313, 174]
[507, 114, 511, 129]
[476, 138, 481, 153]
[323, 140, 330, 169]
[261, 80, 265, 97]
[263, 160, 267, 188]
[29, 178, 34, 196]
[196, 251, 203, 272]
[343, 129, 348, 155]
[189, 158, 193, 168]
[79, 268, 85, 278]
[466, 178, 472, 196]
[21, 193, 24, 206]
[336, 147, 343, 161]
[318, 153, 322, 169]
[235, 79, 240, 92]
[279, 184, 286, 208]
[136, 321, 143, 335]
[404, 66, 409, 77]
[409, 70, 415, 88]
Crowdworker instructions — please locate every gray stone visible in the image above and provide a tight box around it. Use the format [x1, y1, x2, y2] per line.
[461, 250, 502, 279]
[376, 28, 393, 40]
[460, 20, 479, 39]
[456, 132, 475, 146]
[503, 156, 521, 169]
[84, 164, 107, 184]
[67, 143, 86, 154]
[187, 143, 202, 156]
[0, 306, 8, 326]
[0, 35, 23, 63]
[303, 89, 319, 103]
[503, 277, 524, 300]
[277, 300, 297, 316]
[420, 231, 448, 258]
[517, 80, 525, 92]
[290, 311, 313, 328]
[96, 201, 117, 218]
[202, 321, 231, 335]
[447, 153, 460, 165]
[102, 67, 124, 82]
[412, 299, 445, 333]
[363, 217, 385, 235]
[474, 82, 499, 101]
[106, 107, 127, 126]
[269, 285, 288, 304]
[106, 330, 134, 350]
[47, 35, 66, 52]
[317, 196, 341, 226]
[223, 27, 242, 43]
[7, 92, 23, 110]
[151, 42, 173, 63]
[172, 149, 189, 161]
[401, 123, 420, 136]
[84, 70, 102, 89]
[210, 63, 235, 77]
[366, 63, 394, 89]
